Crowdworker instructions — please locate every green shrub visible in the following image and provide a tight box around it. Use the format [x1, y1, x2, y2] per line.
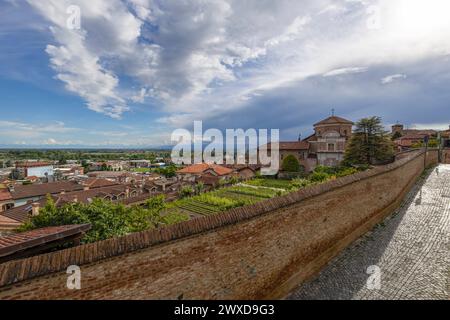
[282, 155, 301, 172]
[309, 171, 330, 183]
[18, 195, 169, 244]
[290, 178, 312, 189]
[179, 186, 195, 198]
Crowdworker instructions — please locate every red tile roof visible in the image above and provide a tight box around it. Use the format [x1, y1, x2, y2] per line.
[10, 181, 84, 200]
[401, 129, 437, 136]
[0, 224, 91, 261]
[0, 215, 21, 231]
[83, 178, 119, 188]
[0, 188, 12, 201]
[263, 141, 310, 151]
[177, 164, 234, 176]
[0, 199, 46, 223]
[314, 116, 354, 126]
[15, 162, 52, 168]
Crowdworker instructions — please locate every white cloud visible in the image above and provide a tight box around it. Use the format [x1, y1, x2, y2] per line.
[323, 67, 368, 77]
[20, 0, 450, 126]
[381, 74, 407, 84]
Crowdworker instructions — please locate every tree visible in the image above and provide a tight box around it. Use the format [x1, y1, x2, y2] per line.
[391, 131, 403, 141]
[195, 182, 205, 195]
[344, 116, 394, 165]
[179, 186, 195, 198]
[19, 195, 170, 244]
[282, 155, 301, 172]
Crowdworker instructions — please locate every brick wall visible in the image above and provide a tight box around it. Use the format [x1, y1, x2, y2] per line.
[443, 149, 450, 164]
[0, 150, 438, 300]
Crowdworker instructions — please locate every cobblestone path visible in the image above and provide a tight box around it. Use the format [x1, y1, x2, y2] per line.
[288, 165, 450, 300]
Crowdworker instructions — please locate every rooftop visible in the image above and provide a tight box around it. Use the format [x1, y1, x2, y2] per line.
[0, 224, 91, 263]
[263, 141, 310, 151]
[314, 116, 354, 126]
[15, 162, 53, 168]
[177, 163, 234, 176]
[9, 181, 85, 200]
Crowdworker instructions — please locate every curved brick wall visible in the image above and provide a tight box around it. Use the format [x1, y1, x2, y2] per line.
[0, 150, 438, 300]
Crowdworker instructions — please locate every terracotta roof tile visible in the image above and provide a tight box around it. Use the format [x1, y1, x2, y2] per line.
[0, 189, 12, 201]
[262, 141, 310, 150]
[177, 164, 234, 176]
[0, 224, 91, 259]
[10, 181, 84, 200]
[314, 116, 354, 126]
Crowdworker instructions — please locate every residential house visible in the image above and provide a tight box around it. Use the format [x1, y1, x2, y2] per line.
[88, 161, 128, 172]
[392, 124, 438, 151]
[176, 163, 234, 182]
[0, 187, 13, 213]
[12, 162, 54, 181]
[87, 171, 133, 184]
[6, 179, 120, 208]
[128, 160, 151, 168]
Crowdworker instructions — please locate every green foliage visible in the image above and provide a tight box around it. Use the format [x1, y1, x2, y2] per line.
[344, 116, 394, 166]
[162, 211, 190, 225]
[247, 178, 292, 189]
[179, 186, 195, 198]
[290, 178, 312, 189]
[155, 165, 177, 178]
[196, 193, 246, 210]
[229, 176, 240, 185]
[412, 139, 439, 148]
[309, 171, 330, 183]
[391, 131, 403, 140]
[195, 182, 205, 195]
[229, 186, 280, 198]
[19, 195, 170, 244]
[281, 155, 301, 172]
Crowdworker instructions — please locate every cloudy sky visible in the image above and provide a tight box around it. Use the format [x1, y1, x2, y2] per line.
[1, 0, 450, 148]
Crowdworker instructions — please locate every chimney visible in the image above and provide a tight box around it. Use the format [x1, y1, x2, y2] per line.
[73, 195, 78, 203]
[60, 190, 66, 195]
[31, 203, 40, 217]
[84, 186, 90, 191]
[8, 185, 14, 193]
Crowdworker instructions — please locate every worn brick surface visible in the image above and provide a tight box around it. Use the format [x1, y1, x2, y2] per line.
[0, 151, 440, 300]
[288, 164, 450, 300]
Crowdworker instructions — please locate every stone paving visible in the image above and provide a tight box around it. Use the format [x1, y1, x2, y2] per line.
[288, 165, 450, 300]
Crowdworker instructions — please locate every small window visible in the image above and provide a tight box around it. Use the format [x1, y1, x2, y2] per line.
[328, 143, 335, 151]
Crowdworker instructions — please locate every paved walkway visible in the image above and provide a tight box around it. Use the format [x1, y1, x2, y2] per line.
[288, 165, 450, 300]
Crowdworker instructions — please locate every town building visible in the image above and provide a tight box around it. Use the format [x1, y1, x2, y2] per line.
[0, 187, 13, 213]
[12, 162, 54, 181]
[128, 160, 151, 168]
[391, 124, 438, 151]
[5, 179, 120, 208]
[87, 171, 136, 184]
[54, 165, 84, 180]
[176, 163, 234, 182]
[87, 161, 128, 172]
[263, 115, 354, 172]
